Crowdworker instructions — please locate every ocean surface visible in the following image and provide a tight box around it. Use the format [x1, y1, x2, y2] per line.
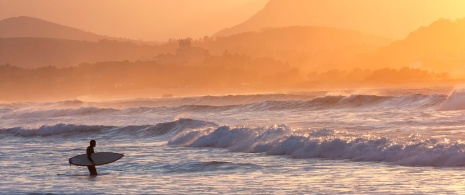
[2, 87, 465, 194]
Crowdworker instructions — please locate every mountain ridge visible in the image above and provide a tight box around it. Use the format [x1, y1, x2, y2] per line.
[352, 18, 465, 78]
[0, 16, 126, 42]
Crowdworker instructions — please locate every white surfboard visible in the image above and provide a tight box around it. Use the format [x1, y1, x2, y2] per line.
[69, 152, 124, 166]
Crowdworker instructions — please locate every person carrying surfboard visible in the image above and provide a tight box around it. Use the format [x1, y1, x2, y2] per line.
[68, 140, 123, 174]
[87, 140, 98, 175]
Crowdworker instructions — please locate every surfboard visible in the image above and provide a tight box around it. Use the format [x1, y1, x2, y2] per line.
[69, 152, 124, 166]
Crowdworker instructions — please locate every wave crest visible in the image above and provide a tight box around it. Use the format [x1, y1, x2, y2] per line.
[0, 118, 216, 137]
[440, 86, 465, 110]
[169, 125, 465, 167]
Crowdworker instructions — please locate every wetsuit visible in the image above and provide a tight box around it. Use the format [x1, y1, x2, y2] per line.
[87, 145, 98, 175]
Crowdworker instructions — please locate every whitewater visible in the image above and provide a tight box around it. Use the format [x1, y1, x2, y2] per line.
[2, 87, 465, 194]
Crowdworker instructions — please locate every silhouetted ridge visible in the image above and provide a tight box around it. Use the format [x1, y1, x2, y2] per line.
[0, 16, 110, 41]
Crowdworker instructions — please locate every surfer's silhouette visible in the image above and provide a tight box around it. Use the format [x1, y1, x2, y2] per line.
[87, 140, 98, 175]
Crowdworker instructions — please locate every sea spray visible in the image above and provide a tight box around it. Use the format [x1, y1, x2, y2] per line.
[439, 85, 465, 110]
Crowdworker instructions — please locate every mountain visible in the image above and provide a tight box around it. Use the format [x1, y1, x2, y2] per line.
[201, 26, 391, 72]
[214, 0, 465, 39]
[353, 18, 465, 78]
[0, 16, 117, 41]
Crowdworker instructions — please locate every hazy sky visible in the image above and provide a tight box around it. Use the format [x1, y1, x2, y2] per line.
[218, 0, 465, 40]
[1, 0, 465, 41]
[0, 0, 268, 41]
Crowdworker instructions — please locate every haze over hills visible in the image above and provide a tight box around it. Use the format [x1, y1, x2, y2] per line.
[1, 15, 464, 100]
[0, 16, 389, 70]
[354, 18, 465, 78]
[200, 26, 391, 72]
[215, 0, 465, 39]
[2, 14, 464, 78]
[0, 37, 174, 68]
[0, 16, 118, 42]
[0, 16, 175, 68]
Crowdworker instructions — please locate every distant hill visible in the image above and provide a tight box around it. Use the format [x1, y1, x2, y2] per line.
[0, 16, 391, 70]
[0, 16, 121, 41]
[353, 18, 465, 78]
[201, 26, 391, 72]
[0, 37, 175, 68]
[0, 16, 176, 68]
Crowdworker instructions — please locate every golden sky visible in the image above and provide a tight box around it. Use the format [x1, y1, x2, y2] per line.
[0, 0, 268, 41]
[1, 0, 465, 41]
[228, 0, 465, 40]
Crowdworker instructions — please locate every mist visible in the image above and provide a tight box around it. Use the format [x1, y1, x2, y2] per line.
[0, 0, 465, 102]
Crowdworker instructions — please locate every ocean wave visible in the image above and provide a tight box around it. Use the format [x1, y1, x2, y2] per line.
[120, 94, 447, 114]
[4, 118, 465, 167]
[175, 104, 238, 112]
[0, 118, 216, 137]
[0, 107, 12, 114]
[0, 94, 448, 119]
[2, 124, 111, 137]
[169, 125, 465, 167]
[103, 94, 317, 108]
[1, 107, 117, 119]
[42, 99, 85, 108]
[241, 94, 446, 111]
[126, 118, 217, 136]
[439, 86, 465, 110]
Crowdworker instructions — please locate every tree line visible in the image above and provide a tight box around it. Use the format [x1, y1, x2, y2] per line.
[0, 55, 450, 101]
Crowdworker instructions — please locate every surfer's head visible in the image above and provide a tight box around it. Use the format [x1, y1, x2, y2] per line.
[90, 140, 96, 147]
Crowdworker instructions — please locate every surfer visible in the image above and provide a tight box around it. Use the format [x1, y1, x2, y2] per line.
[87, 140, 98, 175]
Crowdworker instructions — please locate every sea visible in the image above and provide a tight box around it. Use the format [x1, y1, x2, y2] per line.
[2, 87, 465, 194]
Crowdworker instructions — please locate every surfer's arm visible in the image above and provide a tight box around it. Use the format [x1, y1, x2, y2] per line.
[86, 148, 96, 165]
[87, 153, 96, 165]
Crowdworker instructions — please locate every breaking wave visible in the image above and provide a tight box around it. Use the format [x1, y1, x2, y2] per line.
[169, 124, 465, 167]
[3, 117, 465, 167]
[165, 94, 446, 112]
[0, 118, 216, 137]
[439, 86, 465, 110]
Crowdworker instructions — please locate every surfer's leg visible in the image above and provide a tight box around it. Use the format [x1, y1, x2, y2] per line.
[87, 166, 98, 175]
